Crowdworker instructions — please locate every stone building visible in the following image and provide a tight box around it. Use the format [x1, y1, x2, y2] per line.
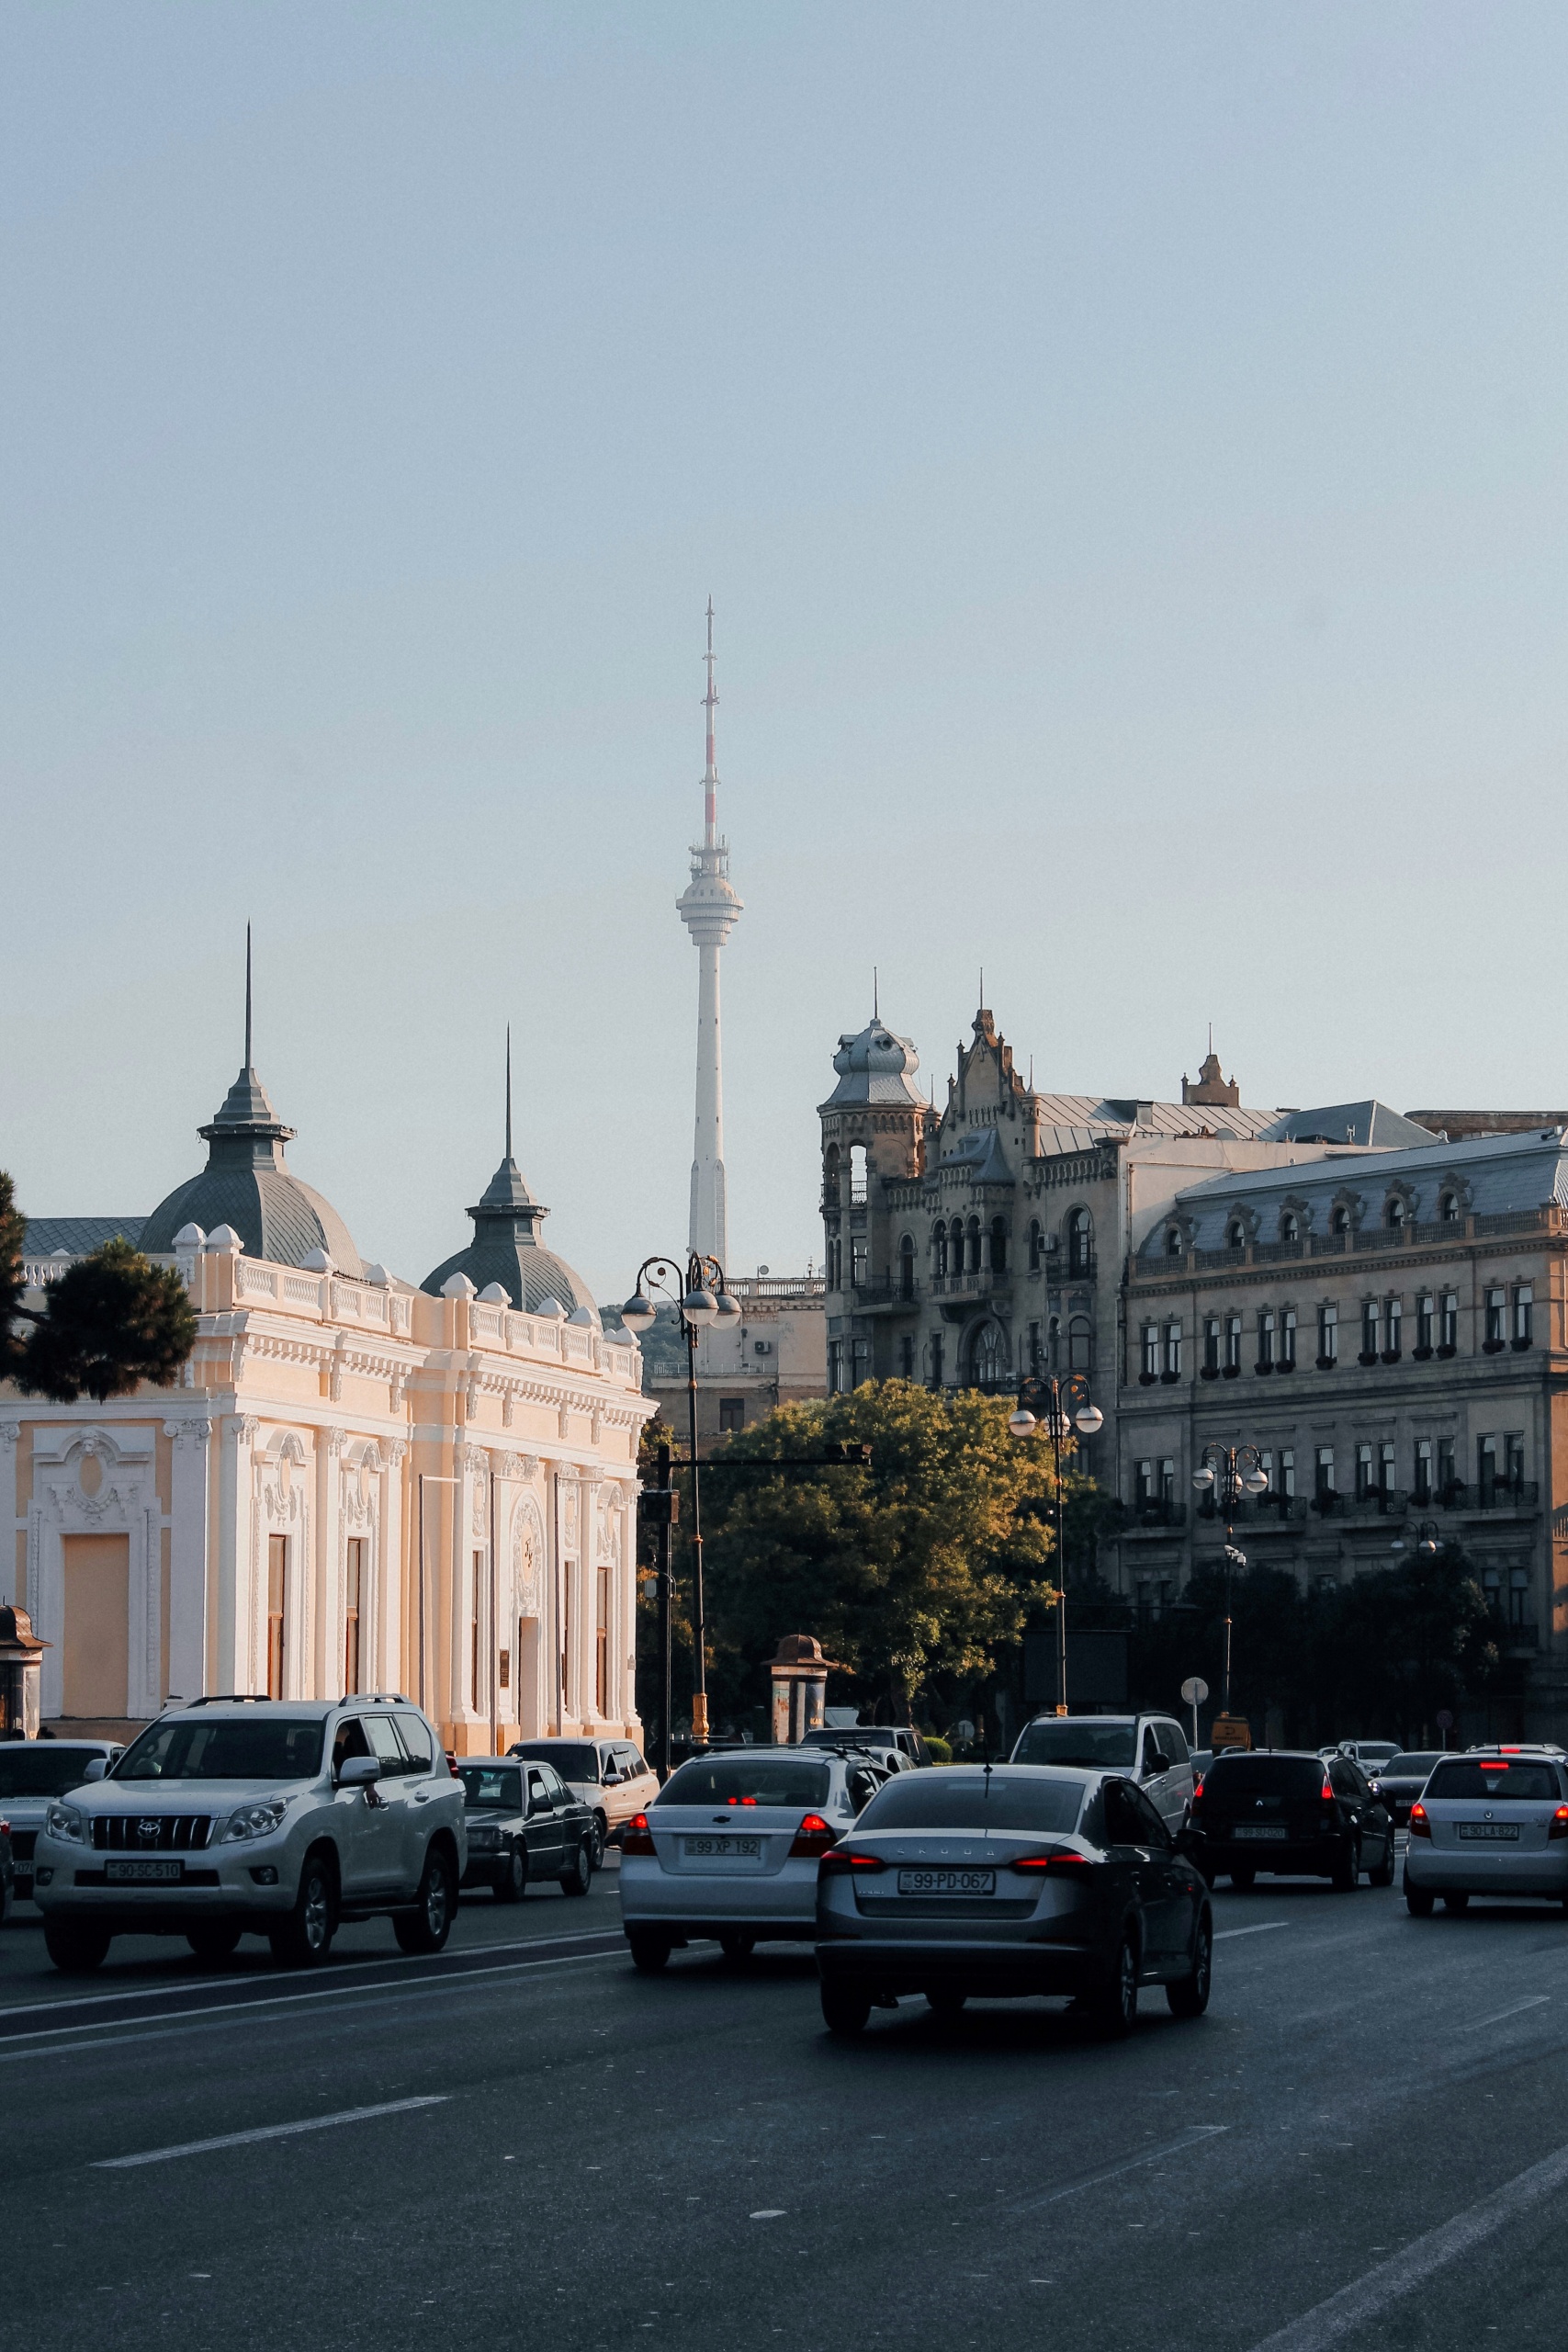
[639, 1274, 828, 1453]
[3, 1041, 651, 1751]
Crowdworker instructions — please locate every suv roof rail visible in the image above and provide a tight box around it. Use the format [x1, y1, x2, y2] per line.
[185, 1694, 274, 1706]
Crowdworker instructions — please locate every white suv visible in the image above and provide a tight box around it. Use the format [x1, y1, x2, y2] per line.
[33, 1696, 466, 1974]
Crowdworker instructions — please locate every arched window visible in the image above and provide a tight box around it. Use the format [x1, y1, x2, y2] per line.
[1385, 1196, 1405, 1229]
[1332, 1204, 1350, 1235]
[965, 1216, 982, 1272]
[849, 1143, 869, 1206]
[1226, 1218, 1247, 1250]
[931, 1224, 948, 1279]
[1166, 1227, 1184, 1257]
[969, 1320, 1007, 1386]
[898, 1234, 916, 1299]
[1066, 1206, 1092, 1275]
[821, 1145, 840, 1210]
[1280, 1210, 1300, 1243]
[1067, 1315, 1093, 1371]
[1438, 1192, 1459, 1224]
[950, 1217, 964, 1274]
[988, 1216, 1008, 1273]
[1028, 1217, 1044, 1272]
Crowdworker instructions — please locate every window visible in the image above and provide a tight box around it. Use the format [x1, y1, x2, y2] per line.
[1224, 1315, 1242, 1372]
[1278, 1448, 1296, 1500]
[932, 1224, 948, 1278]
[1280, 1210, 1300, 1243]
[851, 1339, 871, 1388]
[1202, 1317, 1220, 1374]
[267, 1534, 287, 1701]
[1135, 1460, 1154, 1508]
[1485, 1288, 1506, 1348]
[1509, 1566, 1529, 1629]
[989, 1216, 1008, 1273]
[1438, 1191, 1459, 1223]
[1332, 1204, 1350, 1235]
[1385, 1196, 1406, 1229]
[822, 1146, 841, 1209]
[1068, 1315, 1093, 1372]
[1504, 1433, 1525, 1493]
[929, 1331, 943, 1385]
[1478, 1435, 1497, 1503]
[1380, 1440, 1396, 1495]
[1437, 1436, 1456, 1498]
[966, 1217, 982, 1273]
[1515, 1284, 1534, 1345]
[827, 1340, 841, 1393]
[825, 1237, 841, 1290]
[1226, 1218, 1247, 1250]
[898, 1235, 916, 1298]
[1416, 1295, 1434, 1351]
[1028, 1218, 1044, 1272]
[1141, 1324, 1159, 1380]
[1360, 1300, 1380, 1361]
[718, 1397, 745, 1432]
[1166, 1226, 1183, 1256]
[499, 1646, 511, 1690]
[849, 1143, 869, 1205]
[1067, 1207, 1093, 1274]
[1280, 1309, 1297, 1369]
[1414, 1438, 1433, 1503]
[1258, 1310, 1276, 1368]
[344, 1536, 364, 1698]
[1356, 1443, 1373, 1503]
[898, 1335, 915, 1378]
[364, 1713, 406, 1777]
[1315, 1446, 1336, 1499]
[850, 1237, 868, 1291]
[1027, 1320, 1041, 1374]
[1384, 1298, 1402, 1358]
[950, 1218, 964, 1274]
[1162, 1320, 1182, 1378]
[1317, 1304, 1338, 1365]
[1440, 1293, 1459, 1350]
[1158, 1458, 1176, 1506]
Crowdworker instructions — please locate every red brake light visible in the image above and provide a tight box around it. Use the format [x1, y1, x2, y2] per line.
[622, 1811, 656, 1857]
[1408, 1802, 1431, 1838]
[1551, 1806, 1568, 1842]
[819, 1848, 885, 1873]
[789, 1812, 838, 1858]
[1320, 1780, 1335, 1803]
[1010, 1849, 1092, 1874]
[726, 1794, 759, 1805]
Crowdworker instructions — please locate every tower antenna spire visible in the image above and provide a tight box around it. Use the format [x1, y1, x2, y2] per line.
[505, 1024, 513, 1162]
[678, 600, 743, 1267]
[244, 922, 253, 1070]
[703, 594, 719, 849]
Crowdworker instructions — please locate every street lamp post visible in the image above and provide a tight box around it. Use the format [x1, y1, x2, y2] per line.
[1009, 1373, 1104, 1717]
[1190, 1442, 1271, 1715]
[620, 1251, 740, 1748]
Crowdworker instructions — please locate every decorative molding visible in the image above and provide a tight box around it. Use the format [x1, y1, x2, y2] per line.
[326, 1426, 349, 1458]
[0, 1421, 19, 1451]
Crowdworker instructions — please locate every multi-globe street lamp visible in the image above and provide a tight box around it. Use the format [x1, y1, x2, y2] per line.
[1190, 1442, 1271, 1715]
[1009, 1372, 1104, 1718]
[619, 1252, 740, 1749]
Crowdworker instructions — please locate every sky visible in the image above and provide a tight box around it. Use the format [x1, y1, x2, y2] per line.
[3, 4, 1566, 1301]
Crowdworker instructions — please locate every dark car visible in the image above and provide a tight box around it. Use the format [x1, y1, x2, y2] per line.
[1190, 1749, 1395, 1890]
[457, 1758, 595, 1901]
[814, 1764, 1213, 2039]
[1369, 1750, 1443, 1827]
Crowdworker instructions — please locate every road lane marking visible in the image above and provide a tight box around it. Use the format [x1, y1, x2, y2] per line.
[0, 1946, 626, 2066]
[1009, 2124, 1229, 2214]
[1244, 2135, 1568, 2351]
[93, 2094, 448, 2169]
[1462, 1995, 1550, 2032]
[1215, 1922, 1290, 1941]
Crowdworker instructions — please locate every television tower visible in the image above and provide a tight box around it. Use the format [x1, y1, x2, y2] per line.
[677, 600, 743, 1266]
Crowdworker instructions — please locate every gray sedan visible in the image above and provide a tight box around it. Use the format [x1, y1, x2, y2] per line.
[815, 1765, 1213, 2039]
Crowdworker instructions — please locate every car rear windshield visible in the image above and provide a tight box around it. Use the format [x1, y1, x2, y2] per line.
[1202, 1757, 1324, 1798]
[0, 1748, 107, 1797]
[858, 1771, 1086, 1835]
[512, 1743, 601, 1782]
[459, 1767, 522, 1811]
[1382, 1754, 1441, 1777]
[657, 1758, 831, 1809]
[1012, 1720, 1137, 1769]
[115, 1718, 325, 1782]
[1425, 1761, 1562, 1803]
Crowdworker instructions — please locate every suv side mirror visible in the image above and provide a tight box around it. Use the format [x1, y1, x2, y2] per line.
[83, 1758, 109, 1782]
[337, 1755, 380, 1789]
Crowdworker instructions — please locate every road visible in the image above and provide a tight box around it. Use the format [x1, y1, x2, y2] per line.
[5, 1854, 1568, 2351]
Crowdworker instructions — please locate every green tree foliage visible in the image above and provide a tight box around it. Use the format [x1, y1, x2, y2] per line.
[1, 1177, 197, 1404]
[698, 1380, 1063, 1723]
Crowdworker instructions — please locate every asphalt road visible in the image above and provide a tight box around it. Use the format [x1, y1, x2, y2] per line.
[6, 1853, 1568, 2351]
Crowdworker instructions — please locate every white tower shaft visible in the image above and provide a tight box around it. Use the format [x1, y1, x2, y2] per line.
[677, 600, 742, 1267]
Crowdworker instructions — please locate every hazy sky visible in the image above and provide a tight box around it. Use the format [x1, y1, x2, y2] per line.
[4, 5, 1565, 1299]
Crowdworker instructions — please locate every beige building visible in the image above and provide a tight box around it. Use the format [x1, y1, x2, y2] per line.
[3, 1047, 651, 1753]
[641, 1273, 827, 1453]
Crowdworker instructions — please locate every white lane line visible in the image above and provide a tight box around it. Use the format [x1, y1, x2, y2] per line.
[93, 2094, 448, 2169]
[1462, 1995, 1550, 2032]
[1215, 1921, 1290, 1941]
[1009, 2124, 1228, 2215]
[1245, 2135, 1568, 2352]
[0, 1947, 625, 2066]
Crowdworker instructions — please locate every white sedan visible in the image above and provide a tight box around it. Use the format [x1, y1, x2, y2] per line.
[619, 1746, 886, 1972]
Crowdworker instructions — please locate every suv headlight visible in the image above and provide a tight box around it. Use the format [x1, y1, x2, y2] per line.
[221, 1801, 290, 1844]
[46, 1804, 85, 1843]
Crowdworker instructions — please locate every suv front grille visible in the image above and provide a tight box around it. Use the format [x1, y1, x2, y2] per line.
[92, 1815, 213, 1852]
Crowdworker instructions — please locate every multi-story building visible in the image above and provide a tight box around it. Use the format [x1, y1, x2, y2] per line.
[639, 1273, 827, 1453]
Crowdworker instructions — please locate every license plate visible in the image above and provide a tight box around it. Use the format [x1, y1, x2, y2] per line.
[104, 1858, 183, 1883]
[1234, 1826, 1290, 1841]
[1459, 1824, 1520, 1842]
[897, 1868, 996, 1895]
[682, 1836, 761, 1861]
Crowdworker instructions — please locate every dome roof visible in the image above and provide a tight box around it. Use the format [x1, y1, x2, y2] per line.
[821, 1014, 925, 1109]
[421, 1151, 596, 1322]
[140, 1063, 363, 1276]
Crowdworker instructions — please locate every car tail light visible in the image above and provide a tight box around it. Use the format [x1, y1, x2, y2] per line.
[789, 1813, 838, 1858]
[726, 1795, 759, 1806]
[819, 1848, 886, 1874]
[1408, 1803, 1431, 1838]
[1550, 1806, 1568, 1842]
[1010, 1849, 1092, 1875]
[622, 1812, 657, 1857]
[1189, 1781, 1204, 1815]
[1320, 1779, 1335, 1803]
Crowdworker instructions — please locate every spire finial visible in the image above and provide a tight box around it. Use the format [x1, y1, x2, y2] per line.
[505, 1025, 513, 1163]
[244, 922, 253, 1070]
[873, 966, 879, 1021]
[702, 597, 719, 848]
[979, 967, 985, 1010]
[1208, 1019, 1213, 1055]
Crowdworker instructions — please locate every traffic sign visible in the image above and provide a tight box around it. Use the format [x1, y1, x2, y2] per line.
[1210, 1713, 1252, 1751]
[1180, 1677, 1209, 1706]
[1436, 1708, 1454, 1730]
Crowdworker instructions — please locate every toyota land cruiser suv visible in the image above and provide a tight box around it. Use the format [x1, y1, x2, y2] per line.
[32, 1696, 466, 1974]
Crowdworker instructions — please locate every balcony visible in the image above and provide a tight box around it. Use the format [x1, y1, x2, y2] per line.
[1061, 1251, 1098, 1283]
[1125, 1499, 1185, 1532]
[849, 1277, 919, 1315]
[931, 1269, 1012, 1307]
[1197, 1494, 1308, 1527]
[1471, 1480, 1540, 1514]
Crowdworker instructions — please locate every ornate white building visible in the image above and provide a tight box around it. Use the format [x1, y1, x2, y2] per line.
[2, 1038, 652, 1751]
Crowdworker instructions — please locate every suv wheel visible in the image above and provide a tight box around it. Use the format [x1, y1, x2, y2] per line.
[820, 1984, 872, 2038]
[558, 1838, 592, 1897]
[44, 1920, 111, 1974]
[395, 1845, 456, 1954]
[493, 1843, 526, 1904]
[269, 1852, 337, 1969]
[186, 1925, 243, 1966]
[1229, 1868, 1255, 1892]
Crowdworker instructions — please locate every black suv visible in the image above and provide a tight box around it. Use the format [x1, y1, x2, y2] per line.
[1190, 1748, 1395, 1890]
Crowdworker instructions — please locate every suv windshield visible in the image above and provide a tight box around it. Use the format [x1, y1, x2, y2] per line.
[0, 1748, 106, 1798]
[459, 1766, 523, 1810]
[860, 1771, 1085, 1835]
[1203, 1756, 1324, 1798]
[1013, 1720, 1137, 1769]
[116, 1717, 325, 1782]
[1426, 1760, 1562, 1803]
[658, 1758, 831, 1809]
[511, 1743, 600, 1782]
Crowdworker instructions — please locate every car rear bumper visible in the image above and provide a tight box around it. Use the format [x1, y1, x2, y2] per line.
[1404, 1846, 1568, 1896]
[626, 1917, 815, 1945]
[816, 1936, 1109, 1999]
[619, 1859, 817, 1930]
[1201, 1834, 1351, 1876]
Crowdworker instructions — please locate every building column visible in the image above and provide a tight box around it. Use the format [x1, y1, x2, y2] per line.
[0, 1420, 19, 1606]
[319, 1428, 346, 1701]
[379, 1441, 407, 1697]
[164, 1417, 212, 1706]
[217, 1416, 260, 1695]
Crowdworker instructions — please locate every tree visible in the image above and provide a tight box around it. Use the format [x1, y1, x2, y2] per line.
[1, 1174, 197, 1404]
[698, 1380, 1062, 1726]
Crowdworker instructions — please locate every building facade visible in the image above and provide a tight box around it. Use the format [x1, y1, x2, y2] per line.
[641, 1273, 827, 1453]
[4, 1046, 651, 1751]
